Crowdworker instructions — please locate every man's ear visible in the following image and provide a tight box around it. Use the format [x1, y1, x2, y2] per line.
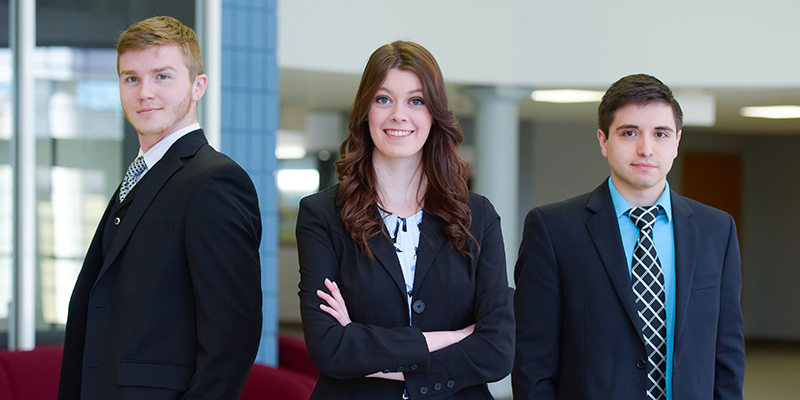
[597, 129, 609, 158]
[192, 74, 208, 101]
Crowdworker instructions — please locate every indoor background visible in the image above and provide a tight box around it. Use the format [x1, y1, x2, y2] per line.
[2, 1, 799, 398]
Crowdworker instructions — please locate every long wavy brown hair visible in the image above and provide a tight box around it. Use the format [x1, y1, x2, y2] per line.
[336, 41, 474, 259]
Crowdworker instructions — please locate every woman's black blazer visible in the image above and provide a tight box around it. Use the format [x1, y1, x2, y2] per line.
[296, 185, 514, 400]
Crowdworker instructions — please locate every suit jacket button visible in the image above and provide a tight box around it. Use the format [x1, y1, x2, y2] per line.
[396, 366, 404, 372]
[636, 359, 646, 369]
[446, 380, 455, 388]
[412, 300, 426, 314]
[114, 217, 121, 225]
[410, 363, 418, 371]
[434, 382, 442, 391]
[419, 386, 429, 395]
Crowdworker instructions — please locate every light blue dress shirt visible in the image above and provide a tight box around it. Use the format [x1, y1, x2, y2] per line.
[608, 178, 675, 400]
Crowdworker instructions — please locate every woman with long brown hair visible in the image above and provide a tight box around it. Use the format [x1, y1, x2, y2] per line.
[296, 41, 514, 399]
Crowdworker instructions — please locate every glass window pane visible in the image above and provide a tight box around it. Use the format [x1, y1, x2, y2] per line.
[0, 45, 11, 345]
[32, 47, 123, 343]
[0, 167, 11, 321]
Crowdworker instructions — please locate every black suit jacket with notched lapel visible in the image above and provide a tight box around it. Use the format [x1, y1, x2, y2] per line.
[58, 130, 263, 400]
[512, 181, 745, 400]
[296, 186, 515, 400]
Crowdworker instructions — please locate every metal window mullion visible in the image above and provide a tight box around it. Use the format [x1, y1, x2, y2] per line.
[10, 0, 37, 351]
[196, 0, 222, 150]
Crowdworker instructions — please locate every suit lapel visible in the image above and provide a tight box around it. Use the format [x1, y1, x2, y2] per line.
[412, 212, 446, 293]
[93, 130, 207, 288]
[671, 191, 698, 346]
[367, 227, 408, 299]
[585, 183, 645, 340]
[333, 191, 415, 300]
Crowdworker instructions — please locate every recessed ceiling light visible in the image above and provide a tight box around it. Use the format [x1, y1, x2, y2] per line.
[275, 145, 307, 159]
[531, 89, 605, 103]
[740, 105, 800, 119]
[277, 169, 319, 192]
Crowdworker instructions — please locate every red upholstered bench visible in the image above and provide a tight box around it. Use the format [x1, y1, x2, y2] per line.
[0, 345, 63, 400]
[278, 335, 320, 381]
[240, 363, 315, 400]
[0, 344, 316, 400]
[0, 355, 15, 400]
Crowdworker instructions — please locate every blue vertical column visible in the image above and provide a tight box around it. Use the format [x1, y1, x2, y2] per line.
[220, 0, 279, 365]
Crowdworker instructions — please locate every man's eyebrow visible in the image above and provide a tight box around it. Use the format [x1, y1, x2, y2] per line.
[118, 66, 177, 76]
[151, 66, 177, 74]
[615, 124, 674, 132]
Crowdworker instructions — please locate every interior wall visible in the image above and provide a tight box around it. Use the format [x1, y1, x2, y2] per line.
[740, 135, 800, 340]
[510, 1, 800, 88]
[279, 245, 302, 324]
[525, 121, 609, 210]
[279, 0, 800, 88]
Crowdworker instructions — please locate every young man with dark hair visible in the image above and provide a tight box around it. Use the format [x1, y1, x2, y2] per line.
[58, 16, 263, 400]
[512, 74, 745, 400]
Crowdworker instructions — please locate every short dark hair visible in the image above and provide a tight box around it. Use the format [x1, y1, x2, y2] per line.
[598, 74, 683, 138]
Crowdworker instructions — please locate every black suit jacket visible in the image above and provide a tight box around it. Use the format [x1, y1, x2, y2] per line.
[296, 186, 515, 400]
[58, 130, 263, 400]
[512, 181, 745, 400]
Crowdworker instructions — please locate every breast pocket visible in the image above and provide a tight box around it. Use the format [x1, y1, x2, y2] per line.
[134, 218, 176, 233]
[691, 273, 721, 291]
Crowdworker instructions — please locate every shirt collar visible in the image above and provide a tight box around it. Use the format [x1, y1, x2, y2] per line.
[138, 123, 201, 169]
[608, 177, 672, 222]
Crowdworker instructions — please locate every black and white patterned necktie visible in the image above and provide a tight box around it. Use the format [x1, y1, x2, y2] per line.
[119, 156, 147, 202]
[629, 205, 667, 400]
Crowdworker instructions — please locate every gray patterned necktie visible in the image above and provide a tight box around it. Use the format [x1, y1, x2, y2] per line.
[629, 205, 667, 400]
[119, 156, 147, 202]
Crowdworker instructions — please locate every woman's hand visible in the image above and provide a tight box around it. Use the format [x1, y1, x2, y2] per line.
[317, 278, 351, 326]
[366, 371, 405, 381]
[422, 324, 475, 352]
